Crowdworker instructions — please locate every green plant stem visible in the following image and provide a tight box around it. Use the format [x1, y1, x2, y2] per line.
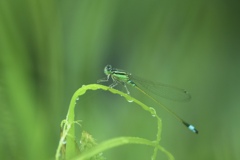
[72, 137, 173, 160]
[55, 84, 174, 160]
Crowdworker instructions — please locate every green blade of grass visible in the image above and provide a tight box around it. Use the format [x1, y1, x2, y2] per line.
[73, 137, 174, 160]
[55, 84, 174, 160]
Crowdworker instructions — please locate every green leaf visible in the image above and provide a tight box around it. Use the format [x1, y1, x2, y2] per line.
[55, 84, 174, 160]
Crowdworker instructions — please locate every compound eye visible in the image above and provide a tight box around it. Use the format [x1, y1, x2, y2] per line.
[106, 65, 112, 71]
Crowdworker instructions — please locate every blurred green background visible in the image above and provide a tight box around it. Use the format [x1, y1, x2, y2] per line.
[1, 0, 240, 160]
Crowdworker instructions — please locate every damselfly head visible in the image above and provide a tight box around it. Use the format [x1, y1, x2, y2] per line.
[104, 65, 112, 75]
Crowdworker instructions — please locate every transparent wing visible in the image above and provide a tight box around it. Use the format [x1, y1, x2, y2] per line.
[130, 75, 191, 102]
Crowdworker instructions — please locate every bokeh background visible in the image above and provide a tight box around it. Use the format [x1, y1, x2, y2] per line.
[1, 0, 240, 160]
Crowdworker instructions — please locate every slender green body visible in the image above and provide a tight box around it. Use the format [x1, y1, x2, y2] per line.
[98, 65, 198, 134]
